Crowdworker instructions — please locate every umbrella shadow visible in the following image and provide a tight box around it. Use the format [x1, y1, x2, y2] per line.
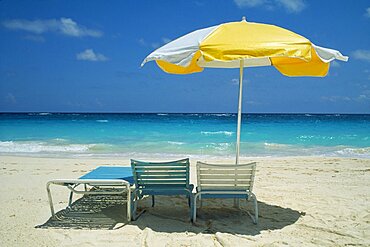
[37, 194, 304, 236]
[132, 196, 304, 236]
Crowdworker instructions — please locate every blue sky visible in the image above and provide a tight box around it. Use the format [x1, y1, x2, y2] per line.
[0, 0, 369, 113]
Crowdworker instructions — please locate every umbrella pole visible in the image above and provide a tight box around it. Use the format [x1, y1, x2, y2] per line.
[236, 60, 244, 165]
[234, 60, 244, 207]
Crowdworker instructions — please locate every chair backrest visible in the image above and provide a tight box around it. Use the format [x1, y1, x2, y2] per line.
[131, 158, 190, 189]
[196, 161, 256, 192]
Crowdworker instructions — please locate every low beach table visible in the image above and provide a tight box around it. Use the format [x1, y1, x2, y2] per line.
[46, 166, 133, 222]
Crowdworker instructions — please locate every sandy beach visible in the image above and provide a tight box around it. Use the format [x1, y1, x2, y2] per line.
[0, 155, 369, 246]
[1, 0, 367, 246]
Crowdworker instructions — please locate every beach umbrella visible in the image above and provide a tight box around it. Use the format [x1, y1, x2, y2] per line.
[141, 17, 348, 164]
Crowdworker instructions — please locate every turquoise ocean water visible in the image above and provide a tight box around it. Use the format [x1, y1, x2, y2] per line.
[0, 113, 369, 159]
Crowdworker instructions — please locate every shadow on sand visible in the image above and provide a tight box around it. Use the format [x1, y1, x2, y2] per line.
[36, 194, 128, 230]
[37, 194, 304, 235]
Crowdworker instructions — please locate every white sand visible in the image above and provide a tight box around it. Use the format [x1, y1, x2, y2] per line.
[0, 155, 369, 246]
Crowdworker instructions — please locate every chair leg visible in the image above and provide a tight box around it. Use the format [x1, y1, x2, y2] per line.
[253, 194, 258, 224]
[46, 182, 55, 218]
[131, 190, 145, 221]
[151, 195, 155, 207]
[234, 198, 240, 208]
[131, 191, 137, 220]
[188, 193, 193, 221]
[126, 187, 131, 222]
[67, 184, 79, 208]
[246, 194, 258, 224]
[68, 191, 74, 208]
[193, 193, 199, 223]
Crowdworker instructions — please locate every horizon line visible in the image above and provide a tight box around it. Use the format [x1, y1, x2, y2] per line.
[0, 111, 369, 115]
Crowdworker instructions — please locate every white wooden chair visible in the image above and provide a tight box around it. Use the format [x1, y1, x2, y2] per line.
[193, 161, 258, 224]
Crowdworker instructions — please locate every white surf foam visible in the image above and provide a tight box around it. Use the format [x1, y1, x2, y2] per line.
[201, 131, 234, 136]
[0, 141, 93, 153]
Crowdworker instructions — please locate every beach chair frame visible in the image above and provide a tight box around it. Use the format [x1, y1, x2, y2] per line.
[193, 161, 258, 224]
[130, 158, 193, 221]
[47, 175, 132, 222]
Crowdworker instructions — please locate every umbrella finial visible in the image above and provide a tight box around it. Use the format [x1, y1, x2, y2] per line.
[242, 16, 246, 22]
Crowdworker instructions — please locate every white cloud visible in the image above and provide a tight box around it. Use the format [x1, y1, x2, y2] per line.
[355, 90, 370, 102]
[23, 35, 45, 42]
[352, 50, 370, 62]
[194, 1, 205, 7]
[322, 91, 370, 103]
[59, 18, 102, 37]
[365, 7, 370, 18]
[356, 94, 369, 101]
[5, 93, 17, 104]
[151, 42, 160, 49]
[139, 37, 171, 49]
[321, 96, 351, 102]
[2, 18, 102, 38]
[246, 100, 262, 105]
[162, 37, 171, 44]
[3, 19, 50, 33]
[76, 49, 108, 62]
[234, 0, 266, 8]
[276, 0, 306, 13]
[234, 0, 306, 13]
[331, 61, 340, 68]
[231, 78, 239, 85]
[138, 38, 146, 46]
[231, 78, 249, 85]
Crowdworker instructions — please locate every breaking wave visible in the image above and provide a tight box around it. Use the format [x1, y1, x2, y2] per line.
[0, 141, 95, 154]
[167, 141, 185, 145]
[334, 147, 370, 158]
[201, 131, 234, 136]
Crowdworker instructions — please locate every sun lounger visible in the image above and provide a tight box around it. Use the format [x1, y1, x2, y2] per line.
[46, 166, 133, 222]
[130, 158, 194, 220]
[193, 161, 258, 224]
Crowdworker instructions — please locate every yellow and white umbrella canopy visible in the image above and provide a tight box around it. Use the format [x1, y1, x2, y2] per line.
[142, 18, 348, 76]
[142, 18, 348, 163]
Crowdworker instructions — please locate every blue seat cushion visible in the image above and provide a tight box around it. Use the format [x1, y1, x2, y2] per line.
[140, 184, 194, 196]
[79, 166, 134, 184]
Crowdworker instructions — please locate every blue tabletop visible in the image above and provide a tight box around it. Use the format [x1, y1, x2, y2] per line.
[79, 166, 134, 184]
